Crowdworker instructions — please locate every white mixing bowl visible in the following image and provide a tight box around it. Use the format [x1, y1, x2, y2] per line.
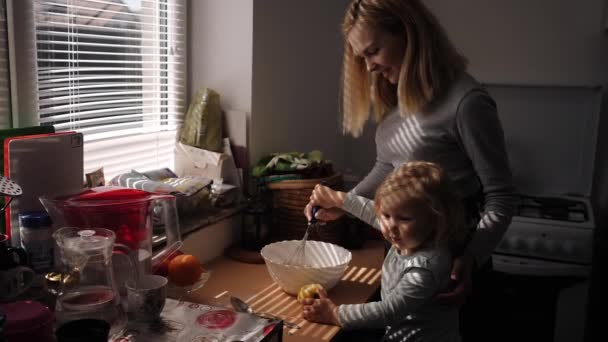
[260, 240, 352, 295]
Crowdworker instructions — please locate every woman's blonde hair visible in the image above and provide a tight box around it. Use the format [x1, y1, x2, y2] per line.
[374, 161, 467, 249]
[341, 0, 468, 137]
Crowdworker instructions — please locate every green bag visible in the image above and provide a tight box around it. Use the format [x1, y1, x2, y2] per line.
[179, 88, 223, 152]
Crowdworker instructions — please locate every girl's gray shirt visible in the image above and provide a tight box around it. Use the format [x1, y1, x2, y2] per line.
[346, 73, 518, 265]
[338, 245, 460, 342]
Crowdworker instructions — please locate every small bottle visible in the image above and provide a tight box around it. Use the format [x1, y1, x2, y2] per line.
[19, 211, 54, 306]
[19, 211, 54, 273]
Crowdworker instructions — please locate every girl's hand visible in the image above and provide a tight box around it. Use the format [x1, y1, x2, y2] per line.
[435, 254, 474, 306]
[301, 288, 341, 326]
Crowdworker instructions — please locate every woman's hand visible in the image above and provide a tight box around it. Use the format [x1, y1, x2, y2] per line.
[304, 184, 347, 222]
[435, 254, 474, 306]
[304, 203, 345, 222]
[301, 288, 341, 326]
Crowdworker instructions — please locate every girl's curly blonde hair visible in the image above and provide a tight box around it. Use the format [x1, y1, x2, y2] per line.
[374, 161, 467, 249]
[341, 0, 468, 137]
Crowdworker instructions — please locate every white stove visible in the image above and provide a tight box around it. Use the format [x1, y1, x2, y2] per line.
[494, 194, 594, 277]
[485, 83, 601, 276]
[483, 83, 602, 342]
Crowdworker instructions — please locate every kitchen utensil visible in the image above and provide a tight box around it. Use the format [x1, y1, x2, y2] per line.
[52, 227, 129, 337]
[125, 274, 168, 321]
[286, 206, 319, 266]
[0, 176, 21, 212]
[40, 187, 181, 284]
[230, 296, 300, 330]
[261, 240, 352, 295]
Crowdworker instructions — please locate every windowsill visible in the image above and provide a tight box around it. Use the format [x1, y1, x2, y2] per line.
[152, 204, 244, 251]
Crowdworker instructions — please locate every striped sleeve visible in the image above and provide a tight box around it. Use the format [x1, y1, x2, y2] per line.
[338, 267, 436, 329]
[455, 91, 517, 265]
[342, 191, 381, 230]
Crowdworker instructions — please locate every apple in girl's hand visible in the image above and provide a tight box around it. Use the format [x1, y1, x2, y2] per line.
[153, 250, 184, 277]
[297, 283, 325, 304]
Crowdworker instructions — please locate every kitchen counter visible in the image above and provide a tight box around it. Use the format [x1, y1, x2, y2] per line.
[182, 239, 385, 342]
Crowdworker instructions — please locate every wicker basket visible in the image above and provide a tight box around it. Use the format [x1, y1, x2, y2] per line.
[266, 173, 345, 246]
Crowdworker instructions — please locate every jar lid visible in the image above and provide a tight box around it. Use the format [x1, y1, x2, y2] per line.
[0, 301, 53, 333]
[19, 211, 52, 228]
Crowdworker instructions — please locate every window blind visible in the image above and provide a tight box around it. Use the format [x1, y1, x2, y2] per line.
[0, 0, 11, 129]
[33, 0, 185, 180]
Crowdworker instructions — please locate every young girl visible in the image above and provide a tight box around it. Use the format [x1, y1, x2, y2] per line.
[302, 161, 467, 342]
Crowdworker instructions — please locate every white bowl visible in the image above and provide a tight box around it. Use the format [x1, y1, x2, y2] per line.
[260, 240, 352, 295]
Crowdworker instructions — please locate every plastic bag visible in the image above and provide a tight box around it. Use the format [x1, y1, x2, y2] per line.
[179, 88, 223, 152]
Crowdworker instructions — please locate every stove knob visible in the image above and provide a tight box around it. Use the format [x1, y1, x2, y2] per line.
[526, 237, 539, 253]
[497, 238, 509, 251]
[562, 241, 575, 256]
[543, 239, 557, 255]
[511, 236, 525, 251]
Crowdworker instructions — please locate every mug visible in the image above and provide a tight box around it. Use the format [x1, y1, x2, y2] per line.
[0, 266, 35, 301]
[0, 234, 34, 301]
[125, 274, 167, 321]
[0, 233, 28, 270]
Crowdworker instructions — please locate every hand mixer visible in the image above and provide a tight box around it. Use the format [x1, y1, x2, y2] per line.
[286, 206, 319, 266]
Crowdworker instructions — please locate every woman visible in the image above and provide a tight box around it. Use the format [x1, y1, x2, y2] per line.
[305, 0, 517, 340]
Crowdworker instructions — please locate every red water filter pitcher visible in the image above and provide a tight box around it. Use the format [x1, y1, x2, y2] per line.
[40, 187, 181, 276]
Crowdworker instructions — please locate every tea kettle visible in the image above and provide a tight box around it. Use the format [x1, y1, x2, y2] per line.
[40, 187, 181, 277]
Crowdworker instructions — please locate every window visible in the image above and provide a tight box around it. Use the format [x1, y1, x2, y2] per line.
[32, 0, 185, 179]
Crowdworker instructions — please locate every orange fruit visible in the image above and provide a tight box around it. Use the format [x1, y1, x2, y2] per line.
[168, 254, 204, 286]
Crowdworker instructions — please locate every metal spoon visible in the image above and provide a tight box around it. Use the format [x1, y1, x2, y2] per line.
[230, 296, 300, 330]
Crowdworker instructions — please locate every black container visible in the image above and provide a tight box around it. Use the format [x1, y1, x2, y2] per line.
[55, 319, 110, 342]
[0, 309, 6, 342]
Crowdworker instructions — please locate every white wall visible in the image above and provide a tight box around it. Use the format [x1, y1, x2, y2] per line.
[189, 0, 350, 170]
[188, 0, 253, 113]
[426, 0, 608, 85]
[250, 0, 350, 167]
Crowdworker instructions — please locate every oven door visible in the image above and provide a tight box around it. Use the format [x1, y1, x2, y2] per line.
[491, 254, 590, 342]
